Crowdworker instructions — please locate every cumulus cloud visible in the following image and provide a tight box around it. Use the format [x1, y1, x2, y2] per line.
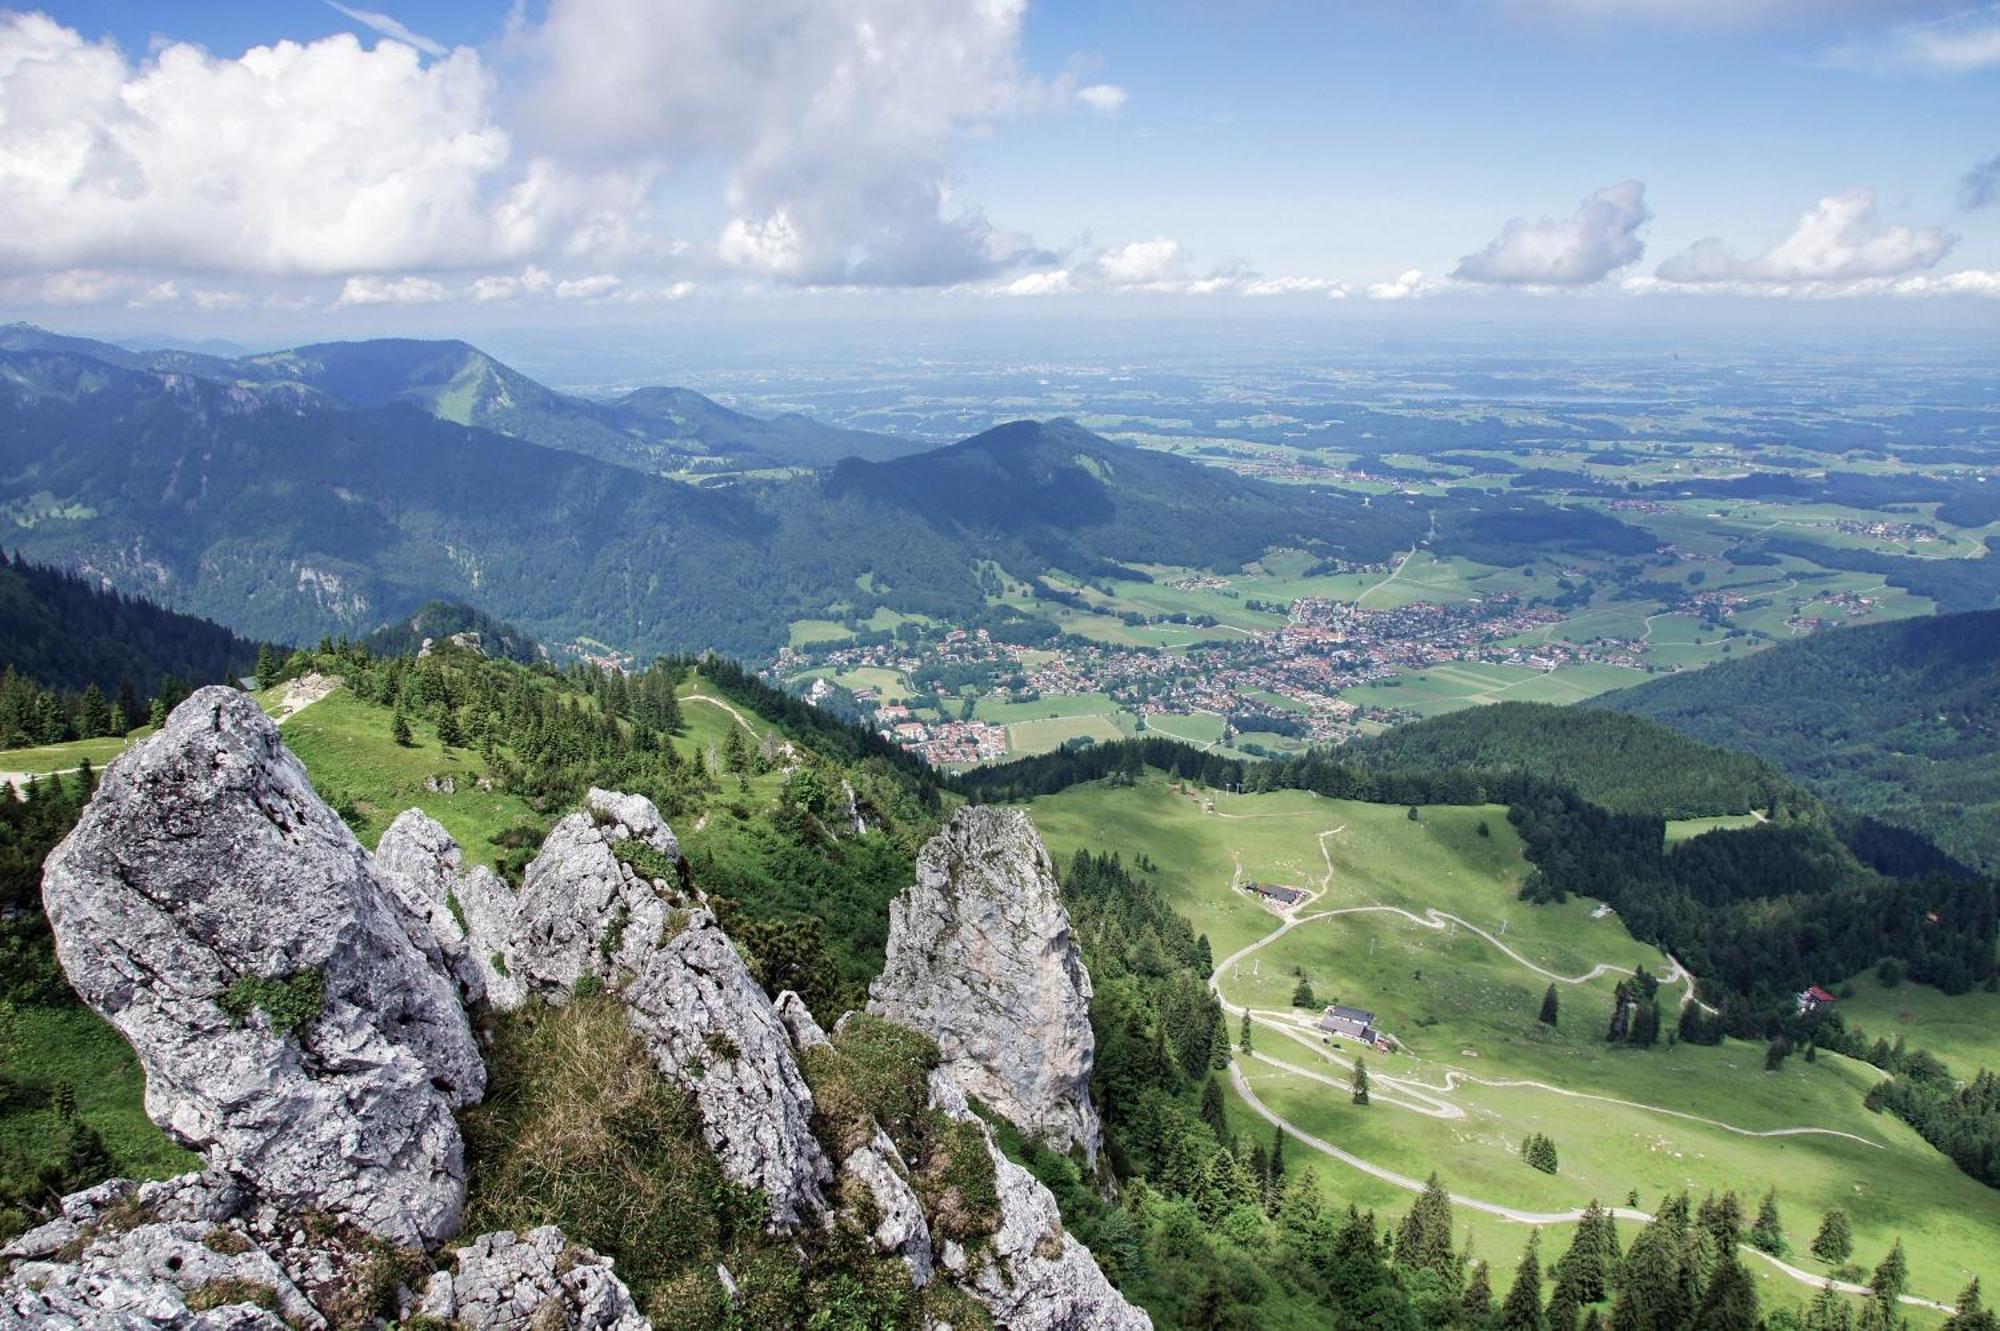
[1822, 4, 2000, 73]
[1963, 154, 2000, 209]
[1366, 269, 1450, 301]
[974, 237, 1340, 298]
[324, 2, 447, 59]
[1655, 189, 1955, 284]
[0, 14, 604, 277]
[1076, 83, 1128, 113]
[1453, 181, 1649, 286]
[332, 275, 449, 307]
[519, 0, 1059, 288]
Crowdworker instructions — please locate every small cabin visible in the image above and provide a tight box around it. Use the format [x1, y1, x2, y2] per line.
[1318, 1004, 1378, 1044]
[1796, 985, 1836, 1016]
[1246, 881, 1306, 907]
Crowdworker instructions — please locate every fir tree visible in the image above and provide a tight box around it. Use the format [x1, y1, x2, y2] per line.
[1293, 974, 1318, 1008]
[1810, 1210, 1853, 1265]
[391, 708, 414, 747]
[1394, 1174, 1460, 1281]
[1499, 1233, 1547, 1331]
[1806, 1282, 1856, 1331]
[1239, 1009, 1254, 1053]
[1750, 1189, 1787, 1257]
[1540, 983, 1560, 1027]
[255, 643, 280, 685]
[436, 707, 465, 750]
[1694, 1255, 1760, 1331]
[1465, 1260, 1495, 1330]
[1352, 1056, 1370, 1105]
[1200, 1076, 1229, 1144]
[1944, 1279, 1996, 1331]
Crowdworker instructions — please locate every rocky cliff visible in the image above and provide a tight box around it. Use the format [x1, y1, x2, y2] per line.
[868, 806, 1104, 1163]
[11, 691, 1147, 1329]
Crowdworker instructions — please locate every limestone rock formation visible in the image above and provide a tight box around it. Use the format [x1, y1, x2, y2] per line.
[39, 688, 485, 1247]
[507, 789, 830, 1229]
[868, 806, 1102, 1162]
[501, 789, 679, 995]
[376, 808, 520, 1009]
[925, 1072, 1149, 1331]
[417, 1227, 648, 1331]
[839, 1129, 933, 1285]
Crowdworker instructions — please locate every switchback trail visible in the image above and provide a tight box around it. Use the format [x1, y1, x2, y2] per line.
[1229, 1065, 1950, 1313]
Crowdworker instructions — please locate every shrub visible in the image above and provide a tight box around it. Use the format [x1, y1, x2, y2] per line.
[216, 969, 326, 1041]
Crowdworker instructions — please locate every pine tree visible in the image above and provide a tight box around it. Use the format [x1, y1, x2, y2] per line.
[1395, 1174, 1460, 1281]
[255, 642, 279, 685]
[1555, 1203, 1613, 1305]
[76, 684, 111, 738]
[1293, 974, 1318, 1008]
[1239, 1009, 1254, 1053]
[1749, 1189, 1787, 1256]
[1694, 1256, 1760, 1331]
[1810, 1210, 1853, 1265]
[1265, 1121, 1286, 1213]
[1806, 1282, 1856, 1331]
[1200, 1076, 1229, 1144]
[391, 708, 414, 747]
[1352, 1056, 1370, 1105]
[436, 707, 465, 750]
[1499, 1233, 1547, 1331]
[1540, 984, 1560, 1027]
[1857, 1240, 1909, 1331]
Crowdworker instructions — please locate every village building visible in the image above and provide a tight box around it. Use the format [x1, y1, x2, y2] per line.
[1796, 985, 1836, 1016]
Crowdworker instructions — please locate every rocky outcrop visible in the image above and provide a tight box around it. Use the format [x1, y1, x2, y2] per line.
[501, 789, 679, 995]
[3, 1173, 313, 1330]
[925, 1072, 1149, 1331]
[839, 1130, 932, 1285]
[376, 808, 520, 1009]
[39, 688, 485, 1247]
[508, 789, 830, 1230]
[868, 806, 1102, 1163]
[417, 1227, 648, 1331]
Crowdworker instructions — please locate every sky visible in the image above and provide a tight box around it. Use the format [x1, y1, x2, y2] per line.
[1, 0, 1997, 337]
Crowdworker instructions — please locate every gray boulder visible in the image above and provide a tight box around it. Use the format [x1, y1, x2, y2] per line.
[39, 687, 484, 1246]
[417, 1227, 648, 1331]
[501, 790, 678, 995]
[869, 807, 1102, 1163]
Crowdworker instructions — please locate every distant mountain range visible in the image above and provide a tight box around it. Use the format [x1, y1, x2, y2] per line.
[0, 327, 1505, 656]
[1593, 609, 2000, 875]
[0, 323, 915, 474]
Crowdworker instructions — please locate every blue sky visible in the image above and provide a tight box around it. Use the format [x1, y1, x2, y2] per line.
[1, 0, 1996, 331]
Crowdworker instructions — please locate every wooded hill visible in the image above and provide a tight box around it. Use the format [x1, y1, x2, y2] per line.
[1593, 610, 2000, 875]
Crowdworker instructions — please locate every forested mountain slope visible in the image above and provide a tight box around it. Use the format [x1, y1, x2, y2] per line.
[1592, 610, 2000, 874]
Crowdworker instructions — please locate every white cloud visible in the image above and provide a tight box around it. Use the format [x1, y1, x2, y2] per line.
[1655, 188, 1955, 284]
[1367, 269, 1450, 301]
[1453, 181, 1648, 286]
[554, 273, 622, 301]
[1091, 237, 1193, 287]
[331, 274, 449, 307]
[999, 269, 1075, 296]
[1076, 83, 1128, 113]
[324, 1, 448, 59]
[0, 14, 584, 277]
[468, 266, 553, 302]
[1822, 4, 2000, 73]
[520, 0, 1059, 288]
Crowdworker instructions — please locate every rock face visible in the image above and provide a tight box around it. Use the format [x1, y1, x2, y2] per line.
[39, 687, 484, 1246]
[925, 1072, 1150, 1331]
[868, 806, 1102, 1163]
[508, 789, 831, 1229]
[417, 1227, 648, 1331]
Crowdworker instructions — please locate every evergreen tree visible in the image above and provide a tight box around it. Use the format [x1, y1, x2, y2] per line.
[1498, 1234, 1547, 1331]
[1693, 1256, 1760, 1331]
[1353, 1056, 1371, 1105]
[1199, 1076, 1229, 1144]
[255, 643, 279, 685]
[1265, 1120, 1286, 1212]
[1464, 1260, 1495, 1331]
[391, 708, 414, 747]
[1810, 1210, 1853, 1265]
[1944, 1279, 1996, 1331]
[1293, 974, 1318, 1008]
[1554, 1203, 1614, 1305]
[1540, 984, 1560, 1027]
[436, 707, 465, 750]
[1805, 1283, 1856, 1331]
[1394, 1174, 1459, 1281]
[1857, 1241, 1908, 1331]
[75, 684, 111, 738]
[1239, 1009, 1254, 1054]
[1749, 1189, 1787, 1256]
